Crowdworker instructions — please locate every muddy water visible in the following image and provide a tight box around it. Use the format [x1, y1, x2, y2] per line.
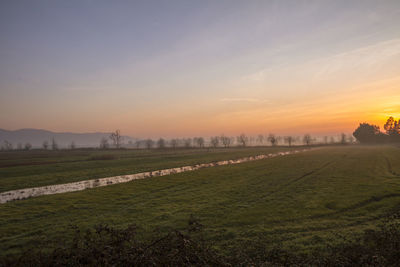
[0, 149, 310, 204]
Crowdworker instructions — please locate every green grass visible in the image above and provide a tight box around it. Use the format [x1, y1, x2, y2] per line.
[1, 145, 400, 257]
[0, 146, 296, 192]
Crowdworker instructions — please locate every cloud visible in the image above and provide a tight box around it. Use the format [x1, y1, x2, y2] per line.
[241, 38, 400, 83]
[220, 98, 268, 103]
[311, 38, 400, 79]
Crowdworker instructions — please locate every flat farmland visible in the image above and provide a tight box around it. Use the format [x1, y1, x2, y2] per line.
[0, 146, 296, 193]
[1, 145, 400, 258]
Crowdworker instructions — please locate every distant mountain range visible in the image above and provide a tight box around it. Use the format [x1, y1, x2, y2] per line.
[0, 128, 135, 148]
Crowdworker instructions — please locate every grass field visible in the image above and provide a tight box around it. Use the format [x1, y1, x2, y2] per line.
[1, 145, 400, 258]
[0, 146, 296, 192]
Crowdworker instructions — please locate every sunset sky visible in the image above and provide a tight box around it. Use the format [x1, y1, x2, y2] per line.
[1, 0, 400, 138]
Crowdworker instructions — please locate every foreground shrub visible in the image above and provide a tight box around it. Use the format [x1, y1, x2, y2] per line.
[2, 215, 400, 266]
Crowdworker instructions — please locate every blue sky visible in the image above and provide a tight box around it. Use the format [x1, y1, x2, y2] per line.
[1, 0, 400, 137]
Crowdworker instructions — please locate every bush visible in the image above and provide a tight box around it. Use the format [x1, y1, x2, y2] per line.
[2, 214, 400, 266]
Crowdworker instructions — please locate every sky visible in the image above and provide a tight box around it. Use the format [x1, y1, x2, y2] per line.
[1, 0, 400, 138]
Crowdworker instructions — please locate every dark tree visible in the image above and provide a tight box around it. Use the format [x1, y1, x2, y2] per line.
[284, 136, 294, 147]
[3, 140, 13, 151]
[183, 138, 192, 148]
[340, 133, 347, 144]
[51, 138, 58, 150]
[170, 139, 179, 149]
[303, 134, 312, 146]
[236, 134, 248, 147]
[42, 140, 49, 150]
[220, 135, 232, 148]
[210, 136, 220, 148]
[24, 143, 32, 150]
[194, 137, 204, 148]
[109, 130, 123, 148]
[383, 116, 400, 142]
[267, 134, 277, 146]
[134, 140, 141, 149]
[157, 138, 166, 149]
[256, 134, 264, 145]
[100, 137, 109, 149]
[353, 123, 384, 143]
[70, 141, 76, 149]
[145, 139, 154, 149]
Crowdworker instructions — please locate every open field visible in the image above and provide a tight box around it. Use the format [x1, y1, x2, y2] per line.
[0, 146, 297, 193]
[1, 145, 400, 258]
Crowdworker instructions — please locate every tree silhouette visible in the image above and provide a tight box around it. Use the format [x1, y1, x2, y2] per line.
[170, 139, 179, 149]
[284, 136, 294, 147]
[267, 134, 277, 146]
[100, 138, 109, 149]
[157, 138, 166, 149]
[42, 140, 49, 150]
[303, 134, 312, 146]
[353, 123, 384, 143]
[210, 136, 220, 148]
[109, 130, 122, 148]
[194, 137, 205, 148]
[145, 139, 154, 149]
[51, 138, 58, 150]
[220, 135, 232, 148]
[236, 134, 248, 147]
[383, 117, 400, 142]
[340, 133, 347, 145]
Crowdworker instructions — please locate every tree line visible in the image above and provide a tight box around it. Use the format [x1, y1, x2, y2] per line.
[98, 131, 353, 150]
[1, 130, 358, 151]
[353, 116, 400, 144]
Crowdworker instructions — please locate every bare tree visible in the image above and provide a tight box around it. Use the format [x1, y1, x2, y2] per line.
[284, 136, 294, 147]
[183, 138, 192, 148]
[348, 135, 355, 144]
[340, 133, 347, 144]
[157, 138, 166, 149]
[324, 136, 329, 145]
[210, 136, 220, 148]
[42, 140, 49, 150]
[145, 139, 154, 149]
[134, 140, 141, 149]
[237, 134, 248, 147]
[303, 134, 312, 146]
[194, 137, 205, 148]
[3, 140, 13, 151]
[249, 136, 255, 146]
[220, 135, 232, 148]
[170, 139, 179, 149]
[330, 136, 335, 144]
[109, 130, 123, 148]
[100, 137, 109, 149]
[256, 134, 264, 145]
[51, 138, 58, 150]
[277, 136, 283, 144]
[267, 134, 277, 146]
[70, 141, 76, 149]
[24, 142, 32, 150]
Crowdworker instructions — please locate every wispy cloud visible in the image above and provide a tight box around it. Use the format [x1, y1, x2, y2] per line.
[242, 38, 400, 83]
[220, 98, 268, 103]
[312, 38, 400, 79]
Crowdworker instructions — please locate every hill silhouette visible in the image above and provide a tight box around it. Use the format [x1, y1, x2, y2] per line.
[0, 128, 134, 148]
